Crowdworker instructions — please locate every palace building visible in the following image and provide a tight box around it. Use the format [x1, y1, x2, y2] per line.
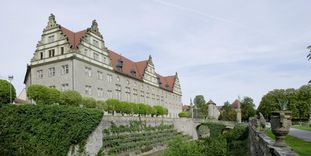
[24, 14, 182, 117]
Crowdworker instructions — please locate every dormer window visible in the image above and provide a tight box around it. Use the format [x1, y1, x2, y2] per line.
[116, 58, 123, 70]
[130, 69, 136, 76]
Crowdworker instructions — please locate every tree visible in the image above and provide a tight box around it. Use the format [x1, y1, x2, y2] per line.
[96, 100, 107, 111]
[240, 96, 256, 121]
[193, 95, 208, 118]
[0, 79, 16, 104]
[106, 99, 119, 115]
[27, 84, 49, 105]
[59, 90, 82, 106]
[46, 88, 60, 105]
[219, 101, 236, 121]
[82, 97, 97, 108]
[154, 105, 165, 116]
[178, 112, 189, 118]
[297, 85, 311, 122]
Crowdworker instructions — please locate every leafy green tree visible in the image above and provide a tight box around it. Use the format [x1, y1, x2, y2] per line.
[138, 103, 147, 116]
[0, 79, 16, 104]
[154, 105, 165, 116]
[82, 97, 97, 108]
[46, 88, 60, 105]
[106, 99, 119, 115]
[219, 101, 236, 121]
[96, 100, 107, 111]
[27, 84, 49, 104]
[257, 89, 287, 119]
[297, 85, 311, 121]
[178, 112, 189, 118]
[59, 90, 82, 107]
[193, 95, 208, 118]
[240, 96, 256, 121]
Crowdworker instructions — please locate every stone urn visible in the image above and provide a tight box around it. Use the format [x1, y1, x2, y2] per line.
[270, 111, 292, 147]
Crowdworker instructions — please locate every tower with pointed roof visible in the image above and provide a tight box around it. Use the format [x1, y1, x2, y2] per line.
[24, 14, 182, 118]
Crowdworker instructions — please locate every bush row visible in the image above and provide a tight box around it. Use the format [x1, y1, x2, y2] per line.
[26, 85, 168, 116]
[0, 104, 103, 156]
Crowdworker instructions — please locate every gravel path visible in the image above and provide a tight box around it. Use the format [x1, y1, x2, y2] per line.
[288, 128, 311, 142]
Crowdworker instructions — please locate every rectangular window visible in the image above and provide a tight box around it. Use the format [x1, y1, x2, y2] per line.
[85, 67, 92, 77]
[93, 39, 99, 47]
[61, 65, 69, 75]
[48, 67, 55, 77]
[61, 83, 69, 91]
[115, 84, 121, 100]
[37, 70, 43, 78]
[50, 49, 55, 57]
[85, 85, 92, 95]
[107, 90, 113, 98]
[40, 52, 43, 59]
[61, 47, 64, 55]
[93, 52, 99, 60]
[107, 74, 112, 83]
[48, 35, 55, 43]
[97, 88, 103, 97]
[97, 71, 103, 80]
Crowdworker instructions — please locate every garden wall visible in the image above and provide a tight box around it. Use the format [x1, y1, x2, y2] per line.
[68, 115, 198, 156]
[249, 125, 298, 156]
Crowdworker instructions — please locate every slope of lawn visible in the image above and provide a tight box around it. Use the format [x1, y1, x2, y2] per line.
[267, 129, 311, 156]
[0, 104, 103, 156]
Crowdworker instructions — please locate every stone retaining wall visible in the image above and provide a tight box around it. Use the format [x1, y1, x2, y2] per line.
[68, 115, 198, 156]
[249, 125, 298, 156]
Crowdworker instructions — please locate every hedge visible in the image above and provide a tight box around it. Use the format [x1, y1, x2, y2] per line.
[0, 104, 103, 156]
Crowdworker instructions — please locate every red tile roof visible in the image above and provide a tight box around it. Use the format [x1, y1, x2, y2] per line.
[60, 26, 87, 49]
[60, 26, 177, 92]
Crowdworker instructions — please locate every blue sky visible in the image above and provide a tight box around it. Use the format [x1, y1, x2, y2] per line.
[0, 0, 311, 106]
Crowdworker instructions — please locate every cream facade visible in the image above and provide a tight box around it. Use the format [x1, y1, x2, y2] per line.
[24, 14, 182, 118]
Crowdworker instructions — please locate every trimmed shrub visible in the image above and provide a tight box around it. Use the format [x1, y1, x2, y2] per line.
[153, 105, 165, 116]
[0, 104, 103, 156]
[59, 90, 82, 107]
[82, 97, 97, 108]
[178, 112, 189, 118]
[0, 79, 16, 104]
[27, 84, 49, 104]
[106, 99, 119, 114]
[46, 88, 60, 105]
[96, 100, 107, 111]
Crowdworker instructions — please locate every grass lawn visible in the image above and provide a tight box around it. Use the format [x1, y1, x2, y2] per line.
[267, 129, 311, 156]
[291, 125, 311, 132]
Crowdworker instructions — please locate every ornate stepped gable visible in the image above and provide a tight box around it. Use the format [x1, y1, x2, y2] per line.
[35, 14, 181, 94]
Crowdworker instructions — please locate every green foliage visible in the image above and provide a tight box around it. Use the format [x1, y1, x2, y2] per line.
[218, 101, 236, 121]
[59, 90, 82, 107]
[100, 121, 183, 155]
[201, 123, 225, 138]
[225, 124, 249, 156]
[257, 86, 311, 120]
[96, 100, 107, 111]
[0, 104, 103, 156]
[46, 88, 61, 105]
[27, 84, 49, 105]
[0, 79, 16, 104]
[240, 96, 256, 121]
[201, 137, 228, 156]
[27, 84, 60, 105]
[193, 95, 208, 118]
[178, 111, 189, 118]
[154, 105, 165, 116]
[82, 97, 97, 108]
[164, 136, 203, 156]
